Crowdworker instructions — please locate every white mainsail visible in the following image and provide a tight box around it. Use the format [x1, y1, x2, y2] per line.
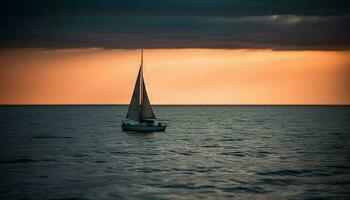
[126, 68, 141, 121]
[126, 50, 156, 122]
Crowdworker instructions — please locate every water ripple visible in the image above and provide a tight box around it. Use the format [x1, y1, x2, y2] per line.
[0, 105, 349, 200]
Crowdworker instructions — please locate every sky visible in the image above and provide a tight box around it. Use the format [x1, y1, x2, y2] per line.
[0, 0, 349, 104]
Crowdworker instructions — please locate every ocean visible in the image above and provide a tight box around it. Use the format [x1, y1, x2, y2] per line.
[0, 106, 349, 199]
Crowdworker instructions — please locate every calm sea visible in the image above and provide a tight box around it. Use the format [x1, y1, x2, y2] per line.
[0, 106, 349, 200]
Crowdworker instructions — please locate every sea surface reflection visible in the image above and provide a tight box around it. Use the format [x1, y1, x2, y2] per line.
[0, 106, 349, 199]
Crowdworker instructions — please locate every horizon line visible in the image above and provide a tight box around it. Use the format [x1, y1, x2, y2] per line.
[1, 104, 349, 106]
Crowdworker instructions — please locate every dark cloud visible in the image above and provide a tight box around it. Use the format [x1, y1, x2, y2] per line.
[1, 0, 349, 17]
[0, 0, 349, 50]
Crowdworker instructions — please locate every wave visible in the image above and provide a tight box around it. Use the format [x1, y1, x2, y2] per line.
[0, 158, 39, 164]
[32, 135, 75, 139]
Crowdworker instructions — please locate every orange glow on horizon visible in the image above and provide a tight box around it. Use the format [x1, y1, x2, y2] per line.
[0, 48, 349, 105]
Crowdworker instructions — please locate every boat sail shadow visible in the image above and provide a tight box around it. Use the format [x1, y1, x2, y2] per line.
[121, 50, 167, 132]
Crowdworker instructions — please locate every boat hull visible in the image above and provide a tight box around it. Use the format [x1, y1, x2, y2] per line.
[121, 123, 166, 132]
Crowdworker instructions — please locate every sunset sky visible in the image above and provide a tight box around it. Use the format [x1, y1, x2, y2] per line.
[0, 0, 349, 104]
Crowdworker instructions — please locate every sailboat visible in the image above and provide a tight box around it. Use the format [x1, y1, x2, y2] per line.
[121, 50, 167, 132]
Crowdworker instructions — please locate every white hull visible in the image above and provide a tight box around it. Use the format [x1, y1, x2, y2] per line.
[121, 123, 166, 132]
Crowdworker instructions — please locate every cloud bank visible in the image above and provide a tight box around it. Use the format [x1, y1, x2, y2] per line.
[0, 0, 349, 50]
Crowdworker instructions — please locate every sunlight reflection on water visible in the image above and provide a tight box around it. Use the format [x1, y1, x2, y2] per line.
[0, 106, 349, 199]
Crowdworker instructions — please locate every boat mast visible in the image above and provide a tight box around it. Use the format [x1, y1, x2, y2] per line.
[139, 49, 144, 121]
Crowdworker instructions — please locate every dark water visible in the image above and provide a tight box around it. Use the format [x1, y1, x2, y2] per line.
[0, 106, 349, 200]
